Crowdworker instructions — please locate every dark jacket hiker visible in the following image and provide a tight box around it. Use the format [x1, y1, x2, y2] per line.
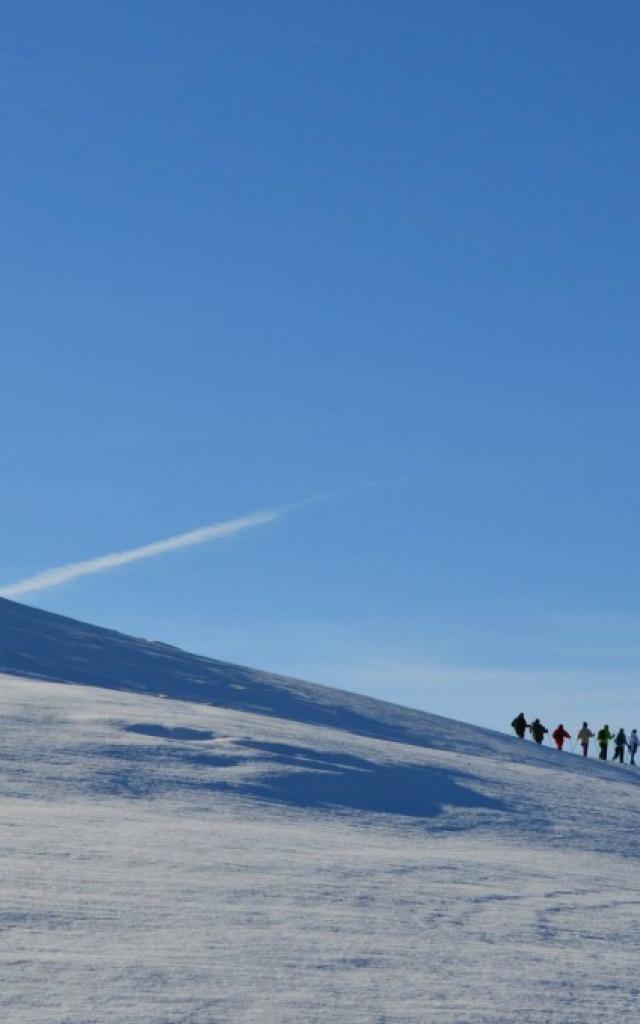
[511, 713, 528, 739]
[529, 719, 548, 744]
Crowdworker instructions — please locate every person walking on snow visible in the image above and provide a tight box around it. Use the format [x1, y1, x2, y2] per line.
[552, 724, 571, 750]
[597, 725, 613, 761]
[529, 719, 548, 745]
[511, 713, 528, 739]
[613, 728, 627, 763]
[577, 722, 594, 757]
[628, 729, 639, 766]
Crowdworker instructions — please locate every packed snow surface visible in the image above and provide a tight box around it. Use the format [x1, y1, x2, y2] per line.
[1, 598, 639, 1022]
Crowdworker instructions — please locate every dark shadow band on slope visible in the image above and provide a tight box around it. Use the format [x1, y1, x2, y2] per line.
[231, 765, 502, 820]
[224, 740, 506, 820]
[124, 723, 215, 741]
[87, 734, 506, 823]
[0, 597, 478, 754]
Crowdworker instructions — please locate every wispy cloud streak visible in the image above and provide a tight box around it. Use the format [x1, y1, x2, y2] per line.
[0, 508, 284, 598]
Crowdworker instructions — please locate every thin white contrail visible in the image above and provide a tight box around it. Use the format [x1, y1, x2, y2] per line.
[0, 507, 286, 598]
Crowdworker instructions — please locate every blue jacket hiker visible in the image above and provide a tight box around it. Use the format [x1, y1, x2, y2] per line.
[613, 729, 627, 764]
[628, 729, 639, 766]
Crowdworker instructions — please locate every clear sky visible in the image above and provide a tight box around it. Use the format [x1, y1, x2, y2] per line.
[2, 1, 639, 735]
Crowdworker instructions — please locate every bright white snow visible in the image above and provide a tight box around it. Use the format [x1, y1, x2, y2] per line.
[1, 599, 640, 1022]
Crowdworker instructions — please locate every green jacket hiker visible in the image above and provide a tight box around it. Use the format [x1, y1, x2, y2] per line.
[597, 725, 613, 760]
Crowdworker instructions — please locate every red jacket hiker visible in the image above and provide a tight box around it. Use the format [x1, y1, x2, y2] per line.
[552, 724, 571, 750]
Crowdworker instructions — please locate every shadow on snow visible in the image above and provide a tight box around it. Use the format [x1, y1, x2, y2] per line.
[92, 733, 505, 821]
[124, 723, 215, 741]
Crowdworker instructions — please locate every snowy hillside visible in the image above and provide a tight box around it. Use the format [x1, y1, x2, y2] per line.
[2, 599, 640, 1023]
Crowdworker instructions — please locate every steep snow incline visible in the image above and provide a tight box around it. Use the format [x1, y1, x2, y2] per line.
[2, 600, 640, 1022]
[0, 597, 516, 756]
[0, 597, 528, 761]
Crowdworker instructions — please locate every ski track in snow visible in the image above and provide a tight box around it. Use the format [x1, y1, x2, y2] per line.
[1, 599, 640, 1021]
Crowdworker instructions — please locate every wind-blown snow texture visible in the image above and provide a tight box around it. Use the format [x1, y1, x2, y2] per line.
[2, 597, 639, 1023]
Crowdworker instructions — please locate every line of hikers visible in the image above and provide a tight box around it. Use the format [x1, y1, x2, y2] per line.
[511, 714, 639, 764]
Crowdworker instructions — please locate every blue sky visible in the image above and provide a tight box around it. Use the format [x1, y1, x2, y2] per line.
[2, 1, 639, 734]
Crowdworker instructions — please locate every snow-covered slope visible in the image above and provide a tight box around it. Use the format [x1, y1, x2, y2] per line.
[2, 599, 640, 1023]
[0, 596, 495, 753]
